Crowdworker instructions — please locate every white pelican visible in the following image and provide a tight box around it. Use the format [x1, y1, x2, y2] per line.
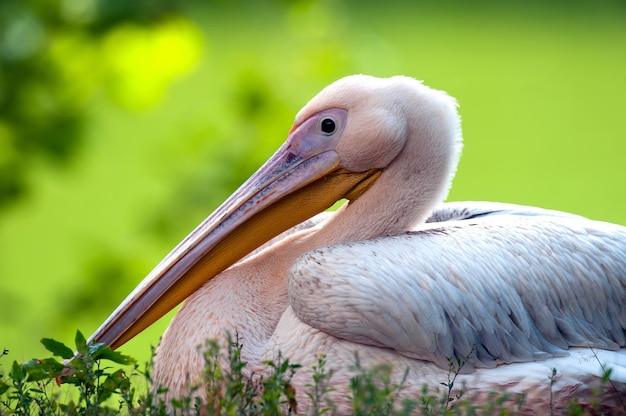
[86, 75, 626, 413]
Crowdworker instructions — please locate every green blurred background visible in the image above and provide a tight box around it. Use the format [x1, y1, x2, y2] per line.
[1, 0, 625, 366]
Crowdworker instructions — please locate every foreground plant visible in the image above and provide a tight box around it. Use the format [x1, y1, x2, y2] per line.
[1, 331, 139, 415]
[1, 332, 622, 415]
[185, 335, 301, 415]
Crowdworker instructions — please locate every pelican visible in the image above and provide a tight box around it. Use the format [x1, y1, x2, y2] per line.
[86, 75, 626, 413]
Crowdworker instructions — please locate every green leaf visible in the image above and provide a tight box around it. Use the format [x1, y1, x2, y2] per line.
[0, 380, 9, 395]
[60, 400, 78, 415]
[41, 338, 74, 359]
[98, 369, 127, 403]
[601, 367, 612, 383]
[74, 330, 89, 356]
[92, 345, 136, 365]
[10, 360, 25, 381]
[21, 358, 65, 382]
[87, 341, 107, 357]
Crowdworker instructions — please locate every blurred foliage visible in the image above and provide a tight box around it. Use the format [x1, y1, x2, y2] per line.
[0, 0, 625, 367]
[0, 0, 200, 208]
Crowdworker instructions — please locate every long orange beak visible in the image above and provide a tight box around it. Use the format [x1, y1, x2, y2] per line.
[87, 108, 381, 350]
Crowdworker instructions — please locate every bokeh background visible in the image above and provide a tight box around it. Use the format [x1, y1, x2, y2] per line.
[1, 0, 625, 366]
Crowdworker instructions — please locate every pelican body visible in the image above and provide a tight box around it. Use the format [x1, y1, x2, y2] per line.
[86, 75, 626, 413]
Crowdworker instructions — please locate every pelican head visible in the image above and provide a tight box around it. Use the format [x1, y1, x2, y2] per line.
[86, 75, 462, 351]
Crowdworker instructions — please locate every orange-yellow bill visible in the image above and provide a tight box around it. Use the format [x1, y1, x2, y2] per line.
[86, 107, 381, 350]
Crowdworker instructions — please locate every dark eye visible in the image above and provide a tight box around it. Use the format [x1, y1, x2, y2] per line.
[320, 118, 336, 134]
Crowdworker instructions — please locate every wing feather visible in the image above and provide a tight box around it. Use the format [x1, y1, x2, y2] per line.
[288, 203, 626, 370]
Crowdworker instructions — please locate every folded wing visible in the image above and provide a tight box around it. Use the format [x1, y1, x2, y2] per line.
[288, 202, 626, 370]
